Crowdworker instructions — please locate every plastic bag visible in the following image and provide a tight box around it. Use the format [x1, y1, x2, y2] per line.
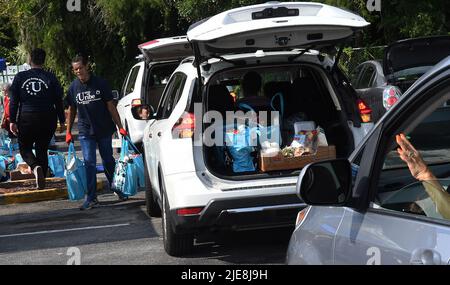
[48, 151, 66, 178]
[65, 142, 87, 201]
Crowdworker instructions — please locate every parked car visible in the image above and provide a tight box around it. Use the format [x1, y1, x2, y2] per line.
[350, 36, 450, 122]
[117, 36, 192, 146]
[286, 55, 450, 265]
[132, 1, 373, 256]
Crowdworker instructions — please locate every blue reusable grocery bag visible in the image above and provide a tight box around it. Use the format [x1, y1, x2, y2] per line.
[65, 143, 87, 201]
[112, 137, 143, 196]
[48, 151, 66, 178]
[224, 123, 256, 173]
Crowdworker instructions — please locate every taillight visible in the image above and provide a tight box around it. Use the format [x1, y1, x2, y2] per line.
[131, 98, 142, 107]
[357, 98, 372, 123]
[295, 206, 311, 227]
[383, 86, 401, 111]
[176, 207, 203, 216]
[172, 112, 195, 139]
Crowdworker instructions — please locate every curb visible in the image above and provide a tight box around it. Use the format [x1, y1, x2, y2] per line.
[0, 179, 105, 205]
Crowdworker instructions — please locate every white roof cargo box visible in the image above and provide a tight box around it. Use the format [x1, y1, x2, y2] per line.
[187, 2, 370, 62]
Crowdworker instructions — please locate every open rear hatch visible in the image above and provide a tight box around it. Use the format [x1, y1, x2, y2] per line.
[187, 2, 370, 64]
[383, 35, 450, 84]
[138, 36, 193, 62]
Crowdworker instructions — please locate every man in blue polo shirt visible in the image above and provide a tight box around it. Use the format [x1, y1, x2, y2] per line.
[66, 53, 128, 210]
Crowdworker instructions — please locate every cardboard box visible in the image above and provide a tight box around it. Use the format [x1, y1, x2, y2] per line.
[258, 145, 336, 172]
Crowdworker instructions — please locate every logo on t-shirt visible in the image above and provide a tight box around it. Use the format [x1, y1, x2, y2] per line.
[76, 90, 102, 105]
[21, 78, 49, 96]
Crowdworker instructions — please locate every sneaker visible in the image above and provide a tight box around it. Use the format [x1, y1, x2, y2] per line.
[33, 166, 45, 190]
[79, 199, 98, 211]
[114, 191, 129, 201]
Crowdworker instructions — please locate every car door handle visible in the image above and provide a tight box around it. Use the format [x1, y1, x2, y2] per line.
[410, 248, 442, 265]
[157, 132, 162, 137]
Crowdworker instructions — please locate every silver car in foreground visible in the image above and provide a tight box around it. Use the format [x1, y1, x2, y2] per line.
[287, 55, 450, 265]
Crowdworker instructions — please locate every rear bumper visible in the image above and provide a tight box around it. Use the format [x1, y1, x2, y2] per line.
[170, 194, 305, 234]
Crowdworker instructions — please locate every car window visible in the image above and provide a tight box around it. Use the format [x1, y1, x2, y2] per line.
[120, 70, 131, 99]
[358, 65, 375, 89]
[374, 91, 450, 222]
[377, 180, 450, 219]
[158, 73, 187, 119]
[125, 65, 140, 95]
[350, 65, 363, 87]
[145, 63, 179, 110]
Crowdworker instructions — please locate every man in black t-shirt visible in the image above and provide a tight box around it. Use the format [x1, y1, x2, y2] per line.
[66, 54, 128, 210]
[9, 48, 66, 190]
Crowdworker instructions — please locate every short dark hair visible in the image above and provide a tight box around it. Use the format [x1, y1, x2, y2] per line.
[30, 48, 46, 65]
[72, 52, 89, 66]
[242, 71, 262, 96]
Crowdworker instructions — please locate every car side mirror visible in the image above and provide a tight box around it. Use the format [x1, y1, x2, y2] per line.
[297, 159, 352, 206]
[131, 104, 156, 120]
[112, 90, 120, 101]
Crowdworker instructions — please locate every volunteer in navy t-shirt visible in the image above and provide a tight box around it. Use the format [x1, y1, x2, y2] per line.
[66, 54, 128, 210]
[66, 75, 116, 138]
[8, 48, 65, 190]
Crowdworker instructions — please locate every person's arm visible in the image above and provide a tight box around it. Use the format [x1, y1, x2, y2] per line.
[66, 105, 77, 133]
[8, 77, 19, 124]
[8, 77, 20, 135]
[396, 133, 450, 219]
[65, 105, 77, 143]
[53, 75, 66, 128]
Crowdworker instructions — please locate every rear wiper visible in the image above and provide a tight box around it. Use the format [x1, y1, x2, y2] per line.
[288, 46, 315, 62]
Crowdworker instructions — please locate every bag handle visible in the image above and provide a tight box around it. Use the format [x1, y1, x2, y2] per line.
[238, 103, 256, 113]
[123, 135, 141, 154]
[270, 92, 285, 119]
[120, 138, 129, 160]
[67, 142, 76, 163]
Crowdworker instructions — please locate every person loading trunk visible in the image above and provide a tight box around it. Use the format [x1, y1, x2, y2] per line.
[65, 53, 128, 210]
[9, 48, 66, 189]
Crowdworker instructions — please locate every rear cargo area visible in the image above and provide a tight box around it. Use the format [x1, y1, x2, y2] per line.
[203, 65, 354, 178]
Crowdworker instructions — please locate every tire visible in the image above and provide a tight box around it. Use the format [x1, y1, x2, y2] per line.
[143, 154, 161, 217]
[161, 175, 194, 257]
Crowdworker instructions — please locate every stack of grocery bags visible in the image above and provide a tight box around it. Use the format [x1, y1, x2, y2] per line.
[0, 130, 145, 202]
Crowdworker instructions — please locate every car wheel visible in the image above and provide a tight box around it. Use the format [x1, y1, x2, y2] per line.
[161, 175, 194, 257]
[143, 155, 161, 217]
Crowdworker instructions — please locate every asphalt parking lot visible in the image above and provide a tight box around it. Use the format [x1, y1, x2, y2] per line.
[0, 191, 293, 265]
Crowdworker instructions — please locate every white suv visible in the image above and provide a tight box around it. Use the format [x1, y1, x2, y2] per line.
[133, 2, 372, 256]
[117, 36, 192, 145]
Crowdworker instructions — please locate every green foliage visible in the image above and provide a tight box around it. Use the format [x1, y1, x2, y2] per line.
[0, 0, 448, 92]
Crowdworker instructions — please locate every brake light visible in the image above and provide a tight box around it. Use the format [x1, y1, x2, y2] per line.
[172, 112, 195, 139]
[383, 86, 401, 111]
[138, 39, 159, 49]
[176, 207, 203, 216]
[295, 206, 311, 227]
[131, 98, 142, 107]
[357, 98, 372, 123]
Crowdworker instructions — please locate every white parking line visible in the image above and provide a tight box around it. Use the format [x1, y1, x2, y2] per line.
[0, 223, 131, 238]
